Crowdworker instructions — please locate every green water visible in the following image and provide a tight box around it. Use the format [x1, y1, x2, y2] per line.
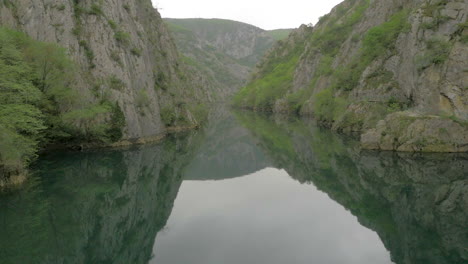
[0, 109, 467, 264]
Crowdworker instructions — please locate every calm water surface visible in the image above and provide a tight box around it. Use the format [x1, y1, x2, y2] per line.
[152, 169, 391, 264]
[0, 109, 466, 264]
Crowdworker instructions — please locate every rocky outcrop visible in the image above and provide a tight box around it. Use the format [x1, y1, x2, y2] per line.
[0, 0, 212, 141]
[165, 18, 282, 98]
[361, 111, 468, 152]
[235, 0, 468, 152]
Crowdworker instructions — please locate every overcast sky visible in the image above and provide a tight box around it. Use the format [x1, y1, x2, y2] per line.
[152, 0, 344, 30]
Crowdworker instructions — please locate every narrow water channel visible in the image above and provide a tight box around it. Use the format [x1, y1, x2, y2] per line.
[0, 108, 466, 264]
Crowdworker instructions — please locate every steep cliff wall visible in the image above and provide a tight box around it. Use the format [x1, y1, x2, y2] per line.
[165, 18, 282, 98]
[234, 0, 468, 152]
[0, 0, 211, 141]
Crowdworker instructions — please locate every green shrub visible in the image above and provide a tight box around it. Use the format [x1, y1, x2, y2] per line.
[61, 104, 113, 142]
[78, 40, 95, 68]
[462, 35, 468, 44]
[130, 48, 142, 57]
[108, 20, 117, 30]
[313, 88, 348, 122]
[88, 4, 104, 16]
[108, 75, 125, 91]
[422, 0, 449, 17]
[387, 97, 404, 112]
[421, 15, 451, 30]
[114, 31, 130, 45]
[73, 3, 85, 18]
[110, 50, 122, 66]
[136, 90, 150, 111]
[106, 102, 125, 142]
[56, 4, 66, 11]
[71, 25, 82, 36]
[426, 37, 451, 64]
[160, 107, 176, 126]
[416, 37, 451, 71]
[285, 90, 309, 114]
[454, 22, 468, 42]
[333, 63, 363, 91]
[154, 71, 167, 90]
[365, 69, 394, 88]
[362, 10, 409, 61]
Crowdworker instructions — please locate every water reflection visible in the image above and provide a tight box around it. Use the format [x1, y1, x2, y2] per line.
[0, 109, 466, 264]
[183, 107, 271, 181]
[0, 132, 204, 264]
[235, 111, 468, 264]
[152, 168, 393, 264]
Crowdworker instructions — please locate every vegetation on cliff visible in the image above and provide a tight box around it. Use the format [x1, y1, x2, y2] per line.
[0, 27, 125, 181]
[233, 0, 372, 112]
[0, 0, 218, 185]
[233, 0, 468, 152]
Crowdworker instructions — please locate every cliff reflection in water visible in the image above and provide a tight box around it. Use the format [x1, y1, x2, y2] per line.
[183, 107, 272, 181]
[0, 131, 204, 264]
[235, 111, 468, 264]
[0, 109, 466, 264]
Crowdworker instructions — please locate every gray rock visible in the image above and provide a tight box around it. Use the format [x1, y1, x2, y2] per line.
[242, 0, 468, 152]
[0, 0, 214, 141]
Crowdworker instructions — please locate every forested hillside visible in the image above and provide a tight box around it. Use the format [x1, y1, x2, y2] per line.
[234, 0, 467, 152]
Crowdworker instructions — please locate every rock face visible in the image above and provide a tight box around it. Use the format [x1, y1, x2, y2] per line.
[234, 0, 468, 152]
[0, 0, 213, 140]
[361, 112, 468, 152]
[165, 18, 286, 98]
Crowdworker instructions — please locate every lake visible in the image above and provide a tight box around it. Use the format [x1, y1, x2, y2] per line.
[0, 108, 466, 264]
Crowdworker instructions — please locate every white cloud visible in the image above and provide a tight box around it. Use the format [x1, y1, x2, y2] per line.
[152, 0, 344, 30]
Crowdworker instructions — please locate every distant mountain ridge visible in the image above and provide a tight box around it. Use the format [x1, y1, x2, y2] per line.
[165, 18, 292, 99]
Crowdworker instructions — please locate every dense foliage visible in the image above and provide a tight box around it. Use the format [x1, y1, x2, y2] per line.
[0, 27, 124, 176]
[233, 44, 302, 111]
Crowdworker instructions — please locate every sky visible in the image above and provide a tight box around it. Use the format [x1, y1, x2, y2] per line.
[151, 0, 344, 30]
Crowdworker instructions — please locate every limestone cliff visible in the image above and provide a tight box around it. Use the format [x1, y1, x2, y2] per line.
[234, 0, 468, 152]
[165, 18, 286, 98]
[0, 0, 212, 141]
